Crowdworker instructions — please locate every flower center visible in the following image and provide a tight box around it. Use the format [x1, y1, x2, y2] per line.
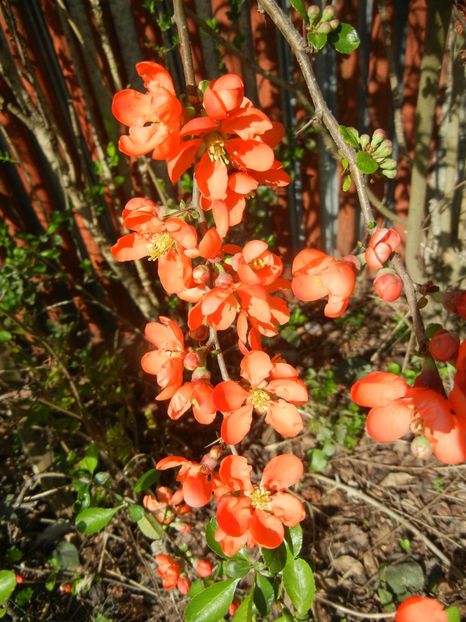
[409, 415, 424, 435]
[147, 232, 175, 261]
[251, 257, 266, 270]
[250, 486, 271, 510]
[206, 132, 229, 165]
[249, 388, 271, 414]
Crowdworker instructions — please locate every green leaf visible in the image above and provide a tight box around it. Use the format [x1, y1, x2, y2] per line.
[206, 518, 228, 559]
[274, 611, 294, 622]
[188, 580, 205, 598]
[0, 571, 16, 606]
[15, 587, 33, 607]
[339, 126, 360, 149]
[383, 561, 424, 595]
[52, 542, 80, 570]
[283, 558, 316, 616]
[254, 574, 275, 616]
[128, 504, 145, 522]
[261, 543, 287, 574]
[0, 330, 12, 343]
[310, 448, 328, 472]
[133, 468, 159, 494]
[136, 513, 163, 540]
[185, 579, 239, 622]
[232, 591, 253, 622]
[445, 607, 461, 622]
[94, 471, 110, 486]
[329, 23, 360, 54]
[285, 525, 303, 558]
[355, 151, 379, 174]
[75, 506, 121, 535]
[342, 174, 351, 192]
[307, 31, 327, 50]
[290, 0, 307, 18]
[224, 559, 251, 579]
[78, 444, 99, 476]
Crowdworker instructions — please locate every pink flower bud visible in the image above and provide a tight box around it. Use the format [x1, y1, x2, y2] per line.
[184, 350, 202, 371]
[196, 559, 213, 578]
[177, 577, 190, 595]
[374, 273, 403, 301]
[192, 265, 210, 284]
[428, 329, 460, 362]
[191, 366, 211, 381]
[365, 228, 401, 269]
[214, 271, 234, 288]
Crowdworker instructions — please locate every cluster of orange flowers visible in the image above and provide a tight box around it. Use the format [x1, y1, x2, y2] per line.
[110, 63, 465, 603]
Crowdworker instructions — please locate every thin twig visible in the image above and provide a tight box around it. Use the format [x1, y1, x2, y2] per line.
[316, 595, 395, 619]
[173, 0, 196, 90]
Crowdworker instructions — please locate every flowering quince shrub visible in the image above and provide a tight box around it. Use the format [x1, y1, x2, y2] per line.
[64, 5, 465, 620]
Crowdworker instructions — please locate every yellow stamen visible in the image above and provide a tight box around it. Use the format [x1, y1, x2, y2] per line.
[147, 232, 175, 261]
[249, 388, 271, 414]
[205, 132, 229, 165]
[250, 486, 271, 510]
[251, 258, 266, 270]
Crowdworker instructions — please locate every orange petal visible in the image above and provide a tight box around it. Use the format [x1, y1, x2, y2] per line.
[195, 153, 228, 200]
[291, 273, 328, 302]
[431, 413, 466, 464]
[350, 372, 408, 407]
[158, 252, 192, 295]
[220, 106, 273, 140]
[156, 456, 189, 470]
[136, 61, 175, 94]
[111, 233, 150, 261]
[219, 455, 253, 492]
[270, 492, 306, 526]
[112, 89, 151, 126]
[220, 404, 254, 445]
[166, 139, 200, 183]
[226, 138, 274, 172]
[141, 350, 169, 375]
[240, 350, 273, 387]
[261, 454, 304, 490]
[144, 319, 183, 350]
[216, 494, 253, 536]
[228, 171, 259, 195]
[213, 381, 248, 412]
[203, 74, 244, 119]
[180, 116, 218, 136]
[265, 400, 304, 438]
[183, 473, 213, 508]
[365, 399, 413, 442]
[249, 509, 284, 549]
[267, 378, 308, 404]
[395, 596, 447, 622]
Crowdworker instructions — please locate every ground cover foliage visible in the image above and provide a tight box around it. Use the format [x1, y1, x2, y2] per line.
[0, 1, 465, 621]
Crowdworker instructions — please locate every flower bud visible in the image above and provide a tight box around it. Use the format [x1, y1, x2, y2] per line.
[317, 21, 332, 33]
[329, 18, 340, 30]
[196, 559, 214, 578]
[359, 133, 370, 149]
[373, 273, 403, 302]
[428, 329, 460, 362]
[184, 349, 202, 371]
[177, 577, 190, 595]
[191, 366, 211, 381]
[214, 271, 234, 288]
[188, 325, 209, 342]
[370, 129, 386, 149]
[321, 5, 336, 21]
[373, 139, 392, 158]
[411, 436, 432, 461]
[229, 600, 241, 616]
[380, 158, 397, 170]
[307, 5, 321, 23]
[192, 265, 210, 284]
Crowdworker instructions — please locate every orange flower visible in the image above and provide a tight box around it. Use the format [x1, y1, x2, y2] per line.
[213, 350, 307, 445]
[143, 486, 189, 524]
[395, 596, 447, 622]
[155, 554, 182, 590]
[156, 447, 221, 508]
[373, 272, 403, 301]
[199, 190, 246, 237]
[111, 206, 197, 294]
[141, 318, 185, 400]
[233, 240, 285, 287]
[166, 74, 288, 202]
[215, 454, 305, 550]
[292, 249, 356, 318]
[167, 380, 217, 425]
[113, 62, 182, 159]
[365, 228, 400, 270]
[195, 559, 213, 578]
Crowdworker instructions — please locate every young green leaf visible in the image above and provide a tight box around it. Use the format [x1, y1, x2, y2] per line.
[136, 513, 163, 540]
[224, 559, 251, 579]
[133, 468, 159, 493]
[75, 506, 121, 535]
[338, 126, 360, 149]
[185, 579, 239, 622]
[78, 444, 99, 476]
[355, 151, 379, 174]
[307, 31, 327, 51]
[283, 558, 316, 616]
[329, 23, 360, 54]
[445, 606, 461, 622]
[0, 571, 16, 606]
[290, 0, 307, 19]
[342, 175, 352, 192]
[128, 504, 145, 522]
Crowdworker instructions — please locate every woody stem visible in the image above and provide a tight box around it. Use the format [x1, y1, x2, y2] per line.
[259, 0, 428, 353]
